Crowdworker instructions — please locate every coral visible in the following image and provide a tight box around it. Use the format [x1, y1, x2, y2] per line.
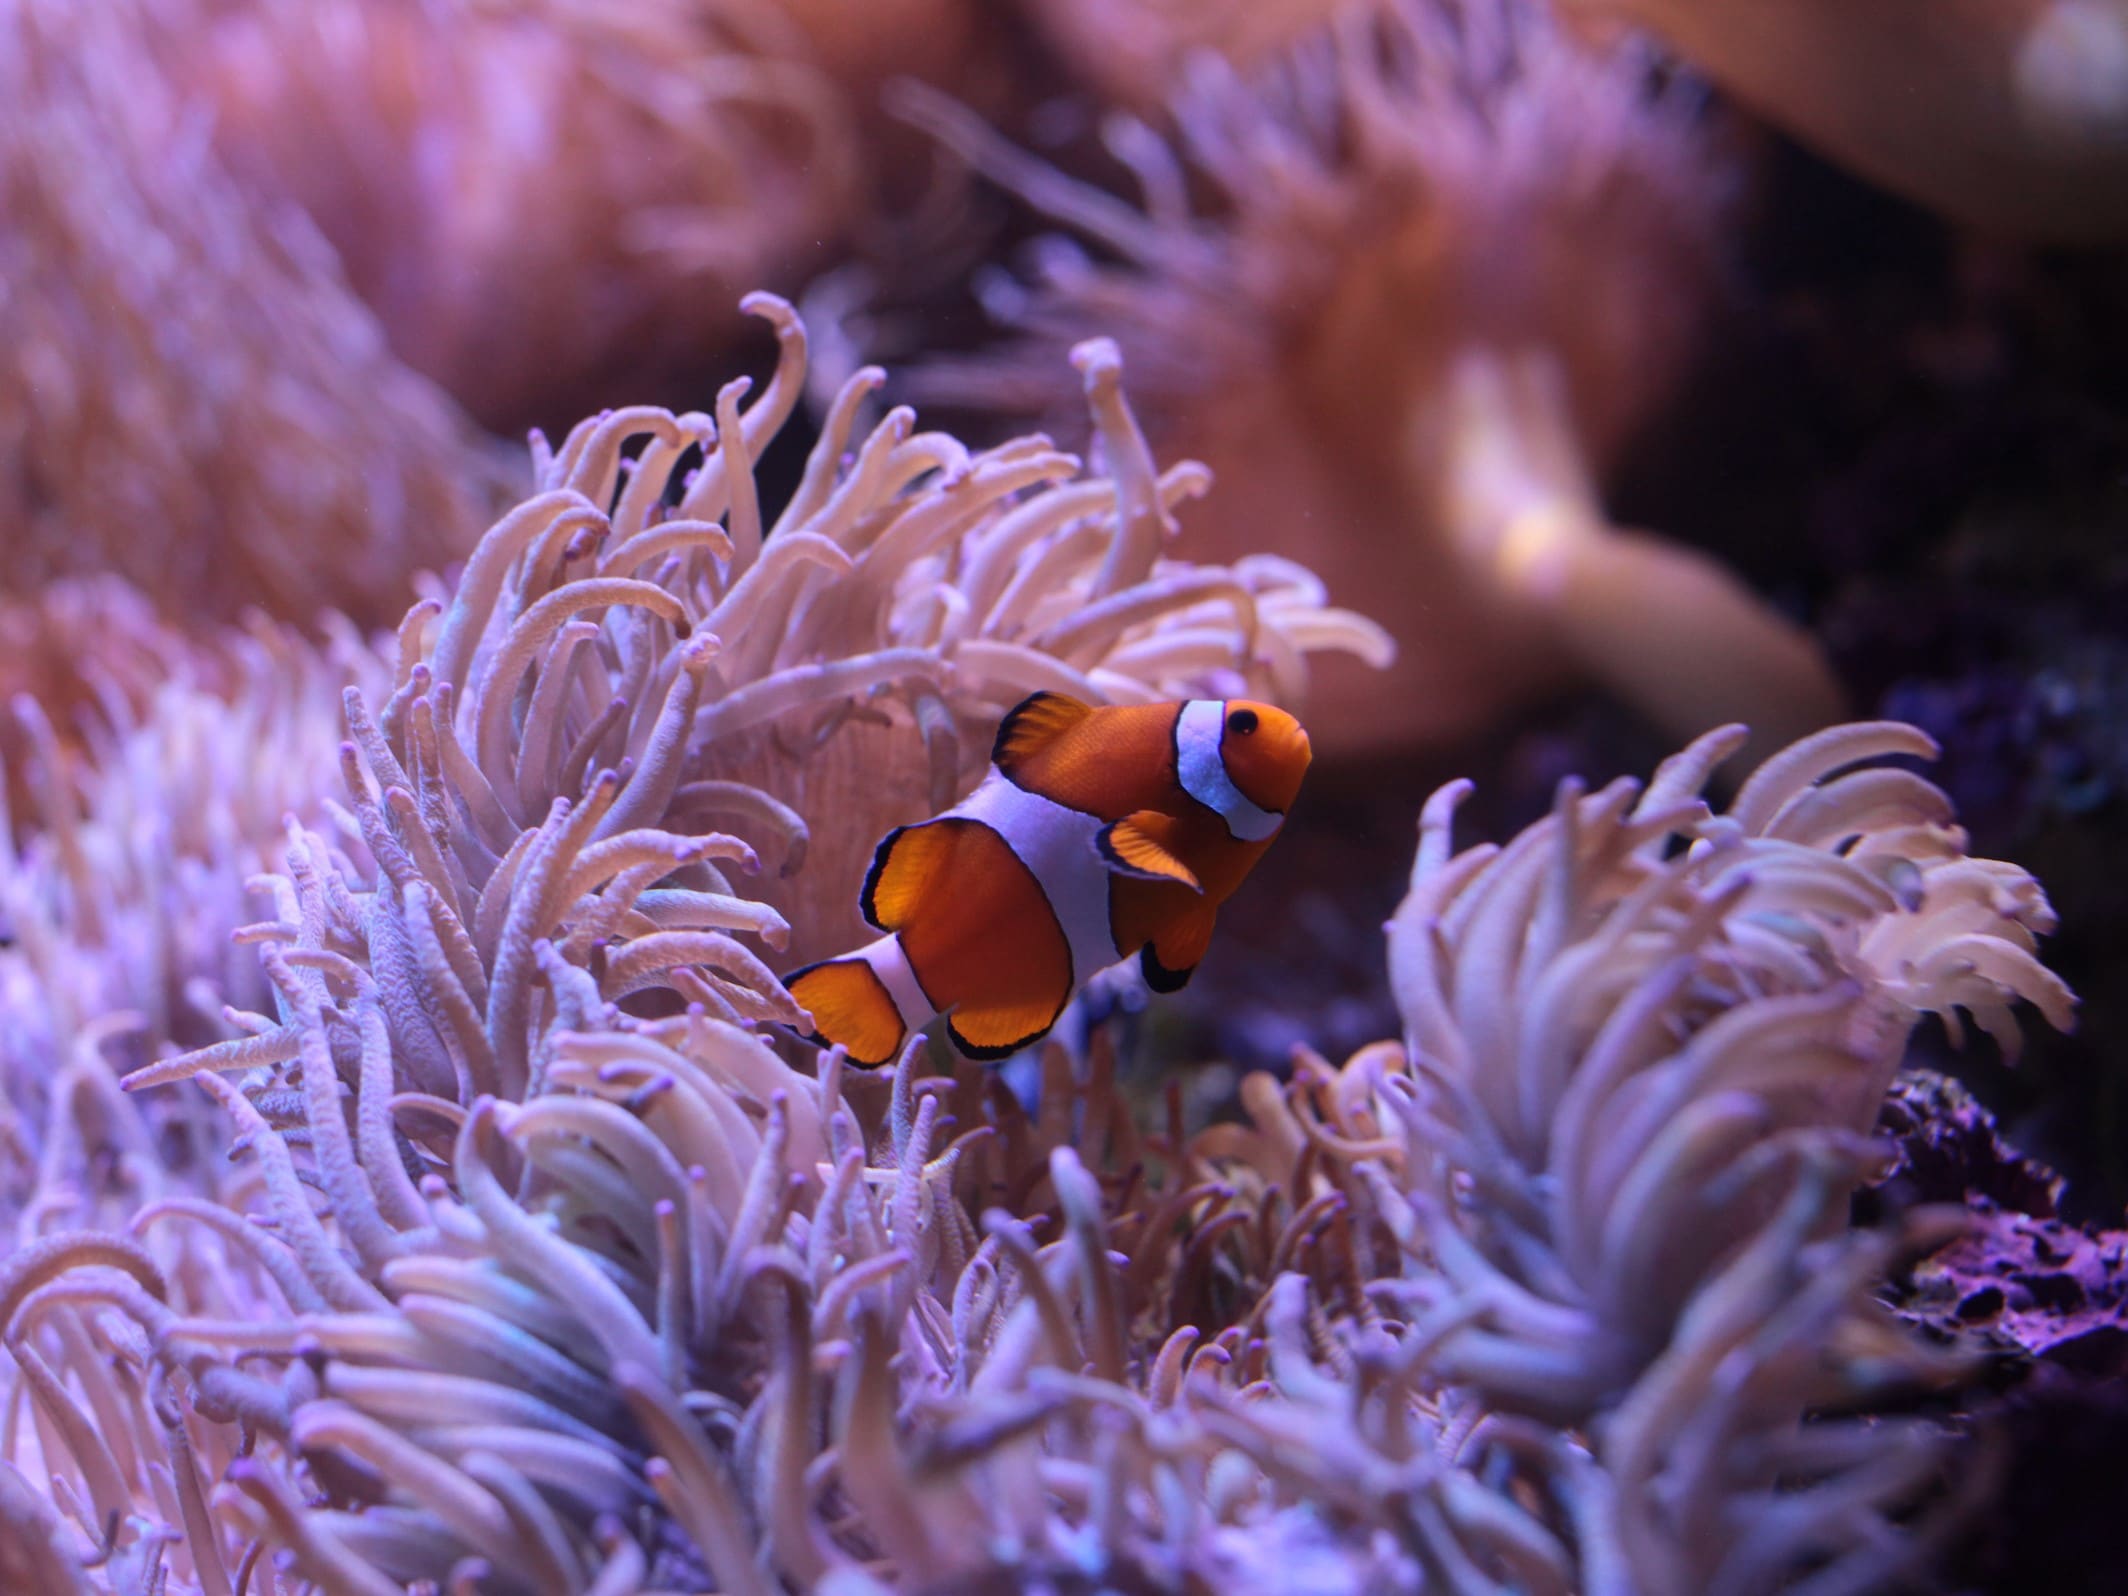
[1914, 1211, 2128, 1375]
[1870, 1067, 2067, 1220]
[1559, 0, 2128, 242]
[0, 0, 514, 632]
[890, 0, 1845, 759]
[1871, 1071, 2128, 1378]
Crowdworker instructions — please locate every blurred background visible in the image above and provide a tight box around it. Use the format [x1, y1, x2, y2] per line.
[5, 0, 2127, 1217]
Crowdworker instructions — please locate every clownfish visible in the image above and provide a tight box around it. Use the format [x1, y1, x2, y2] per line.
[784, 691, 1310, 1067]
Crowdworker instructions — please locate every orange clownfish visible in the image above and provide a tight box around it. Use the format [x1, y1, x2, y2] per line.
[784, 692, 1311, 1067]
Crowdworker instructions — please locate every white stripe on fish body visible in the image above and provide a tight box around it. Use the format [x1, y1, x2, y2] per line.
[859, 935, 936, 1033]
[1176, 699, 1282, 842]
[956, 769, 1122, 986]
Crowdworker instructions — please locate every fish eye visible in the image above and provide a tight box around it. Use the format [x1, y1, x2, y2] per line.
[1226, 708, 1259, 736]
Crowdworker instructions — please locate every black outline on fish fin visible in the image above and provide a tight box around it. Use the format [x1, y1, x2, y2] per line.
[991, 690, 1095, 777]
[1096, 812, 1203, 893]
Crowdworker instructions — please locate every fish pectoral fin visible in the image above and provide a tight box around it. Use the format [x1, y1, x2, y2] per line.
[1096, 812, 1202, 893]
[784, 957, 907, 1069]
[991, 690, 1095, 775]
[946, 992, 1066, 1061]
[1139, 904, 1218, 993]
[861, 817, 974, 933]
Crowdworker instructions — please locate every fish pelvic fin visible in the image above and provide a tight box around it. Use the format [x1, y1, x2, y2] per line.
[785, 955, 907, 1069]
[1097, 810, 1203, 892]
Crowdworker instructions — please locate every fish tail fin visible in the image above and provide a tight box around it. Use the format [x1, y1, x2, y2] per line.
[946, 992, 1067, 1061]
[785, 952, 909, 1069]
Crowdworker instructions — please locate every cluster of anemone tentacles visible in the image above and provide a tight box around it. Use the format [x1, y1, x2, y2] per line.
[0, 293, 2072, 1594]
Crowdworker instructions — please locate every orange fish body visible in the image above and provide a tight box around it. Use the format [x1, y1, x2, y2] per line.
[785, 692, 1310, 1066]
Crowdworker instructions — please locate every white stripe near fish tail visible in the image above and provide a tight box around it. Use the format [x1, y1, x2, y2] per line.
[785, 935, 937, 1068]
[860, 935, 936, 1031]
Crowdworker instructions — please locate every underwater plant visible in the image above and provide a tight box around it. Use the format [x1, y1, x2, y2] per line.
[0, 0, 513, 631]
[1559, 0, 2128, 242]
[891, 0, 1845, 759]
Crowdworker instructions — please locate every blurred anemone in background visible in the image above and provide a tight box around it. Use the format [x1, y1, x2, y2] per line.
[1558, 0, 2128, 242]
[1010, 0, 1356, 109]
[0, 0, 514, 632]
[150, 0, 879, 431]
[890, 0, 1846, 759]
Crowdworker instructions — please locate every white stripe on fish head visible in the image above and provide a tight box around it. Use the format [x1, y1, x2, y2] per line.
[1176, 699, 1283, 842]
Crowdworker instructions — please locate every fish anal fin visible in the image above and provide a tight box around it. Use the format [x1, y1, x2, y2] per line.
[861, 817, 973, 933]
[1097, 811, 1202, 892]
[785, 957, 907, 1068]
[991, 690, 1095, 776]
[1140, 903, 1217, 993]
[946, 992, 1067, 1061]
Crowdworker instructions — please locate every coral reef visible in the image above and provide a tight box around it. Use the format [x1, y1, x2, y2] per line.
[890, 0, 1843, 758]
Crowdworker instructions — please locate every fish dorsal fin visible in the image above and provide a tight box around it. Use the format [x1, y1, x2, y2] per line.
[860, 818, 968, 932]
[1097, 811, 1203, 893]
[991, 691, 1095, 776]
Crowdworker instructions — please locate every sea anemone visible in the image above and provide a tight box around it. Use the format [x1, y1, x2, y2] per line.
[1559, 0, 2128, 241]
[1012, 0, 1356, 110]
[1, 710, 2073, 1591]
[1228, 717, 2076, 1590]
[0, 0, 513, 631]
[538, 297, 1389, 962]
[892, 0, 1846, 758]
[0, 611, 382, 1239]
[119, 0, 868, 432]
[0, 289, 1389, 1588]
